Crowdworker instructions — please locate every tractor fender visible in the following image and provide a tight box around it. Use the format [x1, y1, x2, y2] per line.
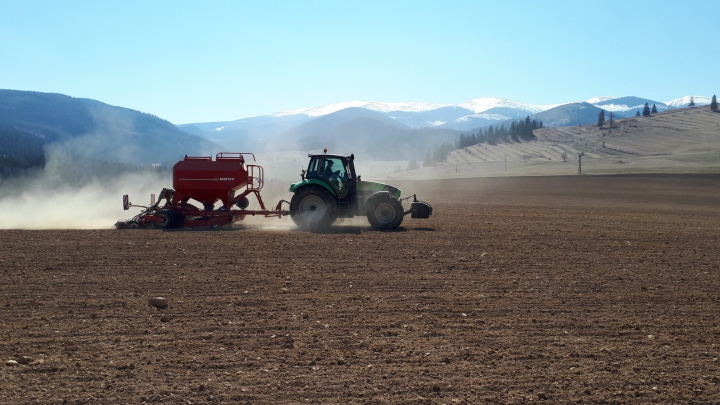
[363, 191, 395, 214]
[289, 179, 337, 197]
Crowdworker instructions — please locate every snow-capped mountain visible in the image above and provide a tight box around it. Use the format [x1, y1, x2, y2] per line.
[586, 96, 669, 117]
[271, 101, 451, 117]
[179, 94, 714, 148]
[585, 96, 618, 104]
[583, 95, 712, 117]
[265, 97, 558, 131]
[664, 96, 712, 108]
[457, 97, 557, 114]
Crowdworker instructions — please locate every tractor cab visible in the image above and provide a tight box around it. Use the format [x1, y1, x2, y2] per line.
[303, 153, 357, 198]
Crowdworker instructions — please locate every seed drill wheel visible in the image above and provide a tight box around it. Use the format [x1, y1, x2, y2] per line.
[367, 195, 404, 230]
[235, 196, 250, 210]
[290, 186, 338, 231]
[154, 209, 184, 229]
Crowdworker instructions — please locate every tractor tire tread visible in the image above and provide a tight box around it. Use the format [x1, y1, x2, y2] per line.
[290, 185, 338, 231]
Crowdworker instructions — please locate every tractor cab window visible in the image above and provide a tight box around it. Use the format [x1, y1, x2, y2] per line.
[306, 158, 320, 179]
[319, 158, 348, 196]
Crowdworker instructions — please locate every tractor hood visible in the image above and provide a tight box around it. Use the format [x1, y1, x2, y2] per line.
[289, 178, 338, 196]
[357, 180, 401, 199]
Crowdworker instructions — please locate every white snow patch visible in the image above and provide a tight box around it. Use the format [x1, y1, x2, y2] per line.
[363, 101, 450, 113]
[428, 120, 446, 126]
[453, 113, 511, 123]
[213, 126, 226, 132]
[457, 97, 557, 114]
[268, 97, 556, 119]
[594, 103, 641, 112]
[595, 103, 668, 112]
[271, 100, 449, 117]
[270, 101, 368, 117]
[664, 95, 712, 107]
[586, 96, 618, 104]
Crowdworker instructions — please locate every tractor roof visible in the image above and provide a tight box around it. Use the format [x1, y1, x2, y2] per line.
[308, 153, 354, 160]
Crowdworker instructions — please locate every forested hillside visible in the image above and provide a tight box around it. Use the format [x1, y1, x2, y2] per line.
[0, 125, 45, 176]
[0, 90, 215, 168]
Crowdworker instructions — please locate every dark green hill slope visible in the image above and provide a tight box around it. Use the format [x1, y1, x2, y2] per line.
[0, 125, 46, 176]
[0, 90, 215, 165]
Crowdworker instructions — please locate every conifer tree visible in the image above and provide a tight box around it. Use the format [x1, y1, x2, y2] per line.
[609, 111, 614, 128]
[487, 126, 496, 145]
[423, 150, 432, 167]
[597, 109, 605, 127]
[689, 96, 695, 107]
[642, 103, 651, 117]
[651, 104, 658, 114]
[635, 111, 641, 117]
[711, 95, 718, 111]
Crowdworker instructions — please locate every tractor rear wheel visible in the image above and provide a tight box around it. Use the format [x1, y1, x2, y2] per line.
[367, 195, 404, 230]
[290, 186, 338, 231]
[154, 209, 184, 229]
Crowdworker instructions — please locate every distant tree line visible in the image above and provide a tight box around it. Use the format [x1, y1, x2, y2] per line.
[631, 102, 658, 117]
[420, 117, 543, 166]
[457, 116, 543, 148]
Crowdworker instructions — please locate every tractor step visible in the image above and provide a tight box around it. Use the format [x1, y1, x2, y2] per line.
[338, 197, 350, 211]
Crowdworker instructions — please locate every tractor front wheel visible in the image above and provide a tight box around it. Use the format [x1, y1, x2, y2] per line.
[290, 186, 338, 231]
[367, 196, 404, 230]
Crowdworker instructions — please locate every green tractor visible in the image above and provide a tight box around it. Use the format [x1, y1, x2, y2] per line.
[288, 152, 432, 230]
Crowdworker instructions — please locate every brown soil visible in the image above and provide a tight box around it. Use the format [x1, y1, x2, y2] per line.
[2, 174, 720, 404]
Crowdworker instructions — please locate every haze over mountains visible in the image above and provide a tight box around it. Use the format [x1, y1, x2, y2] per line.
[181, 95, 713, 154]
[0, 90, 214, 166]
[0, 89, 713, 171]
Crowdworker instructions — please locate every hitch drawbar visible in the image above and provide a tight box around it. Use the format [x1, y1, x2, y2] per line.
[402, 194, 432, 219]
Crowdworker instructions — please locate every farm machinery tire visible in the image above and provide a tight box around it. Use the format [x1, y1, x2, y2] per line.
[290, 186, 338, 231]
[366, 193, 404, 230]
[154, 209, 184, 229]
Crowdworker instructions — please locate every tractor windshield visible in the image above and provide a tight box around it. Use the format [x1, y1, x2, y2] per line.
[305, 156, 350, 196]
[306, 157, 347, 196]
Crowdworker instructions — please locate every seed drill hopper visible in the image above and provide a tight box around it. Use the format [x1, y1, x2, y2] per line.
[115, 152, 289, 229]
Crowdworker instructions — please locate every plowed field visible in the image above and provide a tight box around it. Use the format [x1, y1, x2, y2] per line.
[2, 174, 720, 404]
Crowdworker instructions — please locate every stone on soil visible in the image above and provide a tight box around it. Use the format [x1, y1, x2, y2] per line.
[149, 297, 168, 309]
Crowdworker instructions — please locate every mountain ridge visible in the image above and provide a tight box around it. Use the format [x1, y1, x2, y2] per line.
[0, 89, 215, 165]
[182, 95, 713, 143]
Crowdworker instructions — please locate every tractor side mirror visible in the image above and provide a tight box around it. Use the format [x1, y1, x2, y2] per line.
[358, 175, 362, 181]
[301, 169, 306, 180]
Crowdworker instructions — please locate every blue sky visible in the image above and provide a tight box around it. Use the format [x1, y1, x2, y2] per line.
[1, 1, 717, 124]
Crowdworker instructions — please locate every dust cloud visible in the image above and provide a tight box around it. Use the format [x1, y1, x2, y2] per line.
[0, 143, 440, 230]
[0, 150, 168, 230]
